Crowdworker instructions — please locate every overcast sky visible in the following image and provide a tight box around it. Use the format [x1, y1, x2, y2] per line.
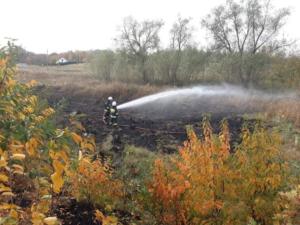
[1, 0, 299, 53]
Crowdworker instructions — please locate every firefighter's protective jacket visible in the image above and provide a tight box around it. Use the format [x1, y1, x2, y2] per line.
[104, 101, 112, 112]
[103, 100, 113, 124]
[110, 106, 118, 125]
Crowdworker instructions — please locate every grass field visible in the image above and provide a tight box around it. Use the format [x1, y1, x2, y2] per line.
[17, 63, 95, 85]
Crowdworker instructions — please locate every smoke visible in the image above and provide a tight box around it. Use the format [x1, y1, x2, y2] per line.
[117, 84, 298, 120]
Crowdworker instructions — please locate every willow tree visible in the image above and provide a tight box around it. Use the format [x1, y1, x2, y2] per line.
[169, 16, 193, 84]
[117, 16, 164, 83]
[202, 0, 291, 86]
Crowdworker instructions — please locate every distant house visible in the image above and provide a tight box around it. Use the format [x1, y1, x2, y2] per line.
[56, 58, 68, 65]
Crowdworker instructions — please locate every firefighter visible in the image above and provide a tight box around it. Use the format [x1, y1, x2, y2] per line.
[109, 101, 119, 126]
[103, 96, 113, 124]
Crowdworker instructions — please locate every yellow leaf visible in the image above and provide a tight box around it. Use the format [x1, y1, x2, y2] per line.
[29, 95, 38, 106]
[1, 191, 15, 196]
[49, 149, 56, 159]
[9, 208, 18, 219]
[7, 78, 16, 88]
[31, 212, 45, 225]
[23, 106, 34, 114]
[50, 172, 64, 193]
[11, 153, 26, 160]
[44, 217, 59, 225]
[56, 151, 69, 164]
[82, 143, 95, 152]
[94, 210, 118, 225]
[41, 195, 52, 200]
[13, 170, 24, 175]
[37, 200, 51, 214]
[34, 115, 44, 123]
[103, 216, 118, 225]
[25, 138, 39, 156]
[0, 203, 17, 210]
[39, 177, 50, 187]
[9, 143, 24, 151]
[71, 132, 82, 145]
[41, 107, 55, 117]
[52, 160, 64, 174]
[0, 174, 9, 182]
[12, 164, 24, 171]
[0, 203, 18, 210]
[17, 112, 26, 120]
[0, 185, 12, 193]
[94, 209, 105, 222]
[0, 159, 7, 168]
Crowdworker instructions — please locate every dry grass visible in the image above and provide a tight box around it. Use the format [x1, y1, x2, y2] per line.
[221, 92, 300, 127]
[16, 63, 163, 102]
[17, 63, 93, 85]
[262, 97, 300, 164]
[265, 98, 300, 126]
[49, 82, 162, 104]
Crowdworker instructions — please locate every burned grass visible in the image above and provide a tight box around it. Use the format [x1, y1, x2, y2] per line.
[17, 64, 300, 153]
[32, 85, 257, 154]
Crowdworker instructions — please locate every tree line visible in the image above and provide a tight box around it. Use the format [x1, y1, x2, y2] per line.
[15, 47, 89, 65]
[90, 0, 299, 88]
[15, 0, 300, 89]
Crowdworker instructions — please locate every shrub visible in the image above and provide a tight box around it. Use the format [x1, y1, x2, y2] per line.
[118, 146, 157, 214]
[70, 158, 123, 209]
[0, 46, 120, 224]
[148, 119, 290, 225]
[0, 49, 73, 224]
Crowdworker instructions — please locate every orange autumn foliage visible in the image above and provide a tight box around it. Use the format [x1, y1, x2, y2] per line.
[70, 158, 124, 208]
[149, 119, 289, 225]
[149, 119, 230, 224]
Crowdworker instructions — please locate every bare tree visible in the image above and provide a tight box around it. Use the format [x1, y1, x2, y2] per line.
[202, 0, 291, 85]
[202, 0, 290, 54]
[169, 16, 193, 84]
[117, 16, 164, 83]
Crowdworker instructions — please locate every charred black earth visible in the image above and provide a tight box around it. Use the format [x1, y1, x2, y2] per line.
[36, 85, 263, 153]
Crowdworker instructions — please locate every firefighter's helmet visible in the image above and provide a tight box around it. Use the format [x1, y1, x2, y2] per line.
[112, 101, 117, 107]
[108, 96, 113, 101]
